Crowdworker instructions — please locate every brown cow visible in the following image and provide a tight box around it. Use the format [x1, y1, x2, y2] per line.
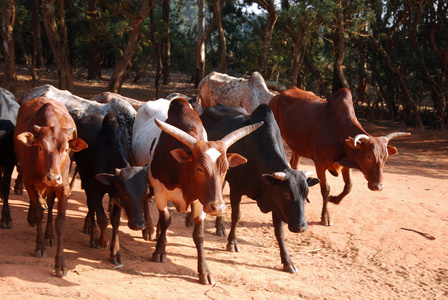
[269, 87, 410, 226]
[132, 98, 263, 284]
[14, 97, 87, 277]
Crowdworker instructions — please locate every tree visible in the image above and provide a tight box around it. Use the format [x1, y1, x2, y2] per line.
[1, 0, 17, 92]
[41, 0, 74, 91]
[162, 0, 170, 84]
[87, 0, 102, 80]
[108, 0, 154, 93]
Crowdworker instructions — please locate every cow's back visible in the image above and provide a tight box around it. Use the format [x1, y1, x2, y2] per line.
[269, 87, 329, 158]
[132, 99, 170, 167]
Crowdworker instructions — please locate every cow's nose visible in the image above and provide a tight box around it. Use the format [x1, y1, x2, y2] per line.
[288, 222, 308, 233]
[205, 202, 225, 216]
[45, 173, 62, 186]
[128, 220, 146, 231]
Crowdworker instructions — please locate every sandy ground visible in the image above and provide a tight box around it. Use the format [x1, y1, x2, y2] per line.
[1, 71, 447, 299]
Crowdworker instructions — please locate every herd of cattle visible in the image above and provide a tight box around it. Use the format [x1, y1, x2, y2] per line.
[0, 72, 410, 284]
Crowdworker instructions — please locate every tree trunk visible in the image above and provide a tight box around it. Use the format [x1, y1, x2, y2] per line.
[195, 0, 206, 87]
[150, 4, 162, 99]
[31, 0, 44, 69]
[108, 0, 154, 93]
[87, 0, 102, 80]
[254, 0, 278, 77]
[332, 0, 350, 93]
[41, 0, 73, 91]
[1, 0, 17, 92]
[162, 0, 171, 85]
[213, 0, 228, 73]
[369, 35, 424, 129]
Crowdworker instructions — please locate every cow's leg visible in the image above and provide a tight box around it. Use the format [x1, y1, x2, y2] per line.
[152, 207, 171, 262]
[83, 210, 94, 235]
[85, 189, 100, 248]
[26, 186, 47, 258]
[215, 215, 226, 237]
[0, 164, 14, 229]
[95, 192, 109, 249]
[290, 152, 302, 170]
[44, 192, 56, 246]
[192, 200, 215, 285]
[226, 190, 242, 252]
[142, 195, 156, 241]
[185, 206, 194, 228]
[328, 167, 352, 204]
[110, 204, 122, 265]
[273, 213, 297, 273]
[54, 189, 69, 277]
[13, 166, 23, 196]
[317, 167, 332, 226]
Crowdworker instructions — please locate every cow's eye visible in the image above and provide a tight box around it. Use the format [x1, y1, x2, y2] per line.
[283, 192, 292, 201]
[196, 167, 204, 174]
[38, 145, 43, 152]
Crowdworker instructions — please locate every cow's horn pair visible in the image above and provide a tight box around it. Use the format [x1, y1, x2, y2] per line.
[155, 119, 264, 150]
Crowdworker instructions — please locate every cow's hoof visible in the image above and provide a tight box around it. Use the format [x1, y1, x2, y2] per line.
[82, 227, 91, 235]
[1, 220, 12, 229]
[142, 228, 156, 241]
[97, 238, 108, 249]
[226, 243, 240, 252]
[152, 252, 167, 263]
[283, 263, 298, 273]
[111, 255, 122, 265]
[55, 266, 67, 277]
[215, 226, 226, 237]
[45, 238, 54, 247]
[328, 196, 342, 205]
[14, 187, 23, 196]
[35, 249, 47, 258]
[321, 215, 333, 226]
[199, 273, 215, 285]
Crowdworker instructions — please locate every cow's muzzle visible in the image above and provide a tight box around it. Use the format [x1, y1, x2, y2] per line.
[288, 222, 308, 233]
[128, 219, 146, 231]
[368, 182, 384, 191]
[44, 173, 63, 187]
[204, 202, 226, 216]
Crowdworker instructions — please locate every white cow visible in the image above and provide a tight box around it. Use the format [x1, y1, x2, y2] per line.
[0, 87, 19, 125]
[197, 71, 275, 114]
[20, 84, 136, 149]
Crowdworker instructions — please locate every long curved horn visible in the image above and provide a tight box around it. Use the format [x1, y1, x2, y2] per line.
[221, 121, 264, 149]
[353, 134, 370, 146]
[271, 172, 286, 181]
[155, 119, 197, 149]
[383, 132, 411, 142]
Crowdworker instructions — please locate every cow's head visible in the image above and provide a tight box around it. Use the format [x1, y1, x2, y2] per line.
[16, 125, 87, 187]
[155, 119, 263, 216]
[95, 165, 148, 230]
[340, 132, 410, 191]
[262, 170, 319, 233]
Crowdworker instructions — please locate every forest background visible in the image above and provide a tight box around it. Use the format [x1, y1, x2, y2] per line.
[1, 0, 447, 130]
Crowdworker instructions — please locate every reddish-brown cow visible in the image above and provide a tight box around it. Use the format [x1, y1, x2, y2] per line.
[269, 87, 410, 226]
[14, 97, 87, 277]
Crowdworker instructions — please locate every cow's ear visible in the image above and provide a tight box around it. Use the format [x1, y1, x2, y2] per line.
[345, 137, 362, 149]
[95, 173, 117, 186]
[261, 174, 280, 186]
[16, 132, 36, 147]
[227, 153, 247, 168]
[69, 138, 88, 152]
[170, 148, 193, 163]
[306, 177, 320, 187]
[387, 145, 398, 156]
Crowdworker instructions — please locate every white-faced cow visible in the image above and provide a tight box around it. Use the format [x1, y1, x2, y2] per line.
[14, 97, 88, 277]
[19, 84, 136, 149]
[269, 87, 410, 226]
[73, 113, 151, 264]
[197, 71, 274, 114]
[132, 97, 262, 285]
[200, 104, 320, 273]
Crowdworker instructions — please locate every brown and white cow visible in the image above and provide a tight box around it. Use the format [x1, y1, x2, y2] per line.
[132, 97, 262, 284]
[269, 87, 410, 226]
[14, 97, 87, 277]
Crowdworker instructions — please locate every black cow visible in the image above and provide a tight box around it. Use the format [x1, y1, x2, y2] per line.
[74, 113, 149, 264]
[201, 104, 319, 273]
[0, 120, 17, 229]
